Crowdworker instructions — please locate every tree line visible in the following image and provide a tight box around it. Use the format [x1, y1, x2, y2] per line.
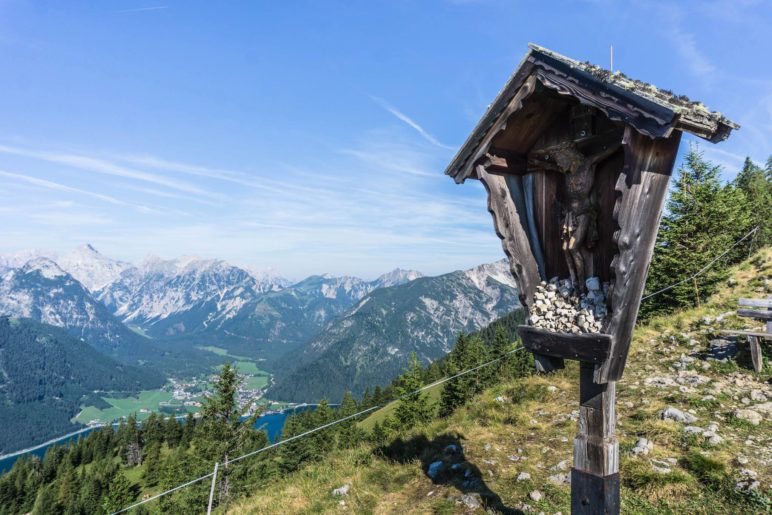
[0, 311, 528, 514]
[641, 148, 771, 317]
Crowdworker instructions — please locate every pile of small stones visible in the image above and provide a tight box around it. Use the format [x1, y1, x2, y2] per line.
[528, 276, 609, 333]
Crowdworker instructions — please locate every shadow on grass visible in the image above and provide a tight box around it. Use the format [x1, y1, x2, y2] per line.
[375, 432, 523, 514]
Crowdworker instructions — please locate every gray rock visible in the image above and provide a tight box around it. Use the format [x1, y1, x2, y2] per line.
[517, 471, 531, 481]
[529, 490, 543, 502]
[683, 426, 704, 435]
[458, 493, 482, 510]
[632, 438, 653, 456]
[736, 469, 760, 492]
[661, 407, 698, 423]
[733, 409, 762, 425]
[645, 376, 677, 388]
[755, 401, 772, 416]
[332, 484, 350, 497]
[675, 372, 711, 386]
[706, 434, 724, 446]
[548, 473, 571, 485]
[650, 459, 672, 474]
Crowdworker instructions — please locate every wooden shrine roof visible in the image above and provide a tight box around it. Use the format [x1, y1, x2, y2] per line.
[446, 44, 739, 183]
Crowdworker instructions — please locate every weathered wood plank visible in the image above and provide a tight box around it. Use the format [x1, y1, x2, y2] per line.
[749, 336, 763, 373]
[574, 363, 618, 476]
[532, 167, 566, 280]
[598, 128, 682, 383]
[459, 75, 539, 182]
[518, 326, 612, 363]
[737, 309, 772, 321]
[738, 298, 772, 308]
[477, 166, 541, 306]
[571, 470, 620, 515]
[720, 330, 772, 339]
[533, 63, 673, 140]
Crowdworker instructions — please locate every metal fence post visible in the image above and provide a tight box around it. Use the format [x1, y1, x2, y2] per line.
[207, 462, 219, 515]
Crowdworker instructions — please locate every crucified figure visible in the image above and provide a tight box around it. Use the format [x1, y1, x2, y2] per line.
[544, 140, 620, 292]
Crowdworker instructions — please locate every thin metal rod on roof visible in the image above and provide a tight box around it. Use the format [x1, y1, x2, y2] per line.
[610, 44, 613, 73]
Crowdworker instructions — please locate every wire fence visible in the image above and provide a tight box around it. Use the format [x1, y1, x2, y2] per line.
[640, 225, 758, 302]
[112, 345, 528, 514]
[111, 224, 762, 513]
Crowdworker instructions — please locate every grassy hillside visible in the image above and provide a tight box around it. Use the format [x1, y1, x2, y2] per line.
[230, 248, 771, 514]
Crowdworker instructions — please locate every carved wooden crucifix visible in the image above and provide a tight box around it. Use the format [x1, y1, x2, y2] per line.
[444, 44, 738, 515]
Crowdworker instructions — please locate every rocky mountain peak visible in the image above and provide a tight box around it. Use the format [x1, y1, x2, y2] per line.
[57, 244, 132, 292]
[374, 268, 423, 288]
[21, 257, 67, 279]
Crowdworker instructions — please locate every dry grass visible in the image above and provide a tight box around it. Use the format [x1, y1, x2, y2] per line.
[230, 248, 772, 514]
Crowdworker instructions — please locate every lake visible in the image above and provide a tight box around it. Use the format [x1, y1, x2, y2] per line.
[0, 405, 316, 474]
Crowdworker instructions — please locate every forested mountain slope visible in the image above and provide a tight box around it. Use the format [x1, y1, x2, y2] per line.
[0, 317, 164, 454]
[269, 260, 520, 402]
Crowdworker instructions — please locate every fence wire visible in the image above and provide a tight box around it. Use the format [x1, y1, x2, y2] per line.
[112, 346, 527, 513]
[112, 224, 762, 513]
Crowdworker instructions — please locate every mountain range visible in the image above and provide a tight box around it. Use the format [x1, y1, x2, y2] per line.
[0, 245, 520, 403]
[268, 260, 521, 401]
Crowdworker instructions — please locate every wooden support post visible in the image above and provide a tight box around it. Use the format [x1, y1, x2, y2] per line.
[748, 336, 762, 373]
[571, 362, 619, 515]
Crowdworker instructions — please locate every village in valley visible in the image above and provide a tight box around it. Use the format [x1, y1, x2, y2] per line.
[79, 365, 284, 427]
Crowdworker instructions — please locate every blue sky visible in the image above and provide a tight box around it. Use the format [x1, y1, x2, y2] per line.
[0, 1, 769, 280]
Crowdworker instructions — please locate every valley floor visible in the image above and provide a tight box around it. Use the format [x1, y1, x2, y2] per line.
[230, 249, 772, 514]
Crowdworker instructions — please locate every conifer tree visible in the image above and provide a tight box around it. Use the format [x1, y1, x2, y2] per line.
[310, 400, 335, 456]
[373, 385, 385, 405]
[165, 415, 183, 448]
[181, 412, 195, 447]
[491, 326, 514, 380]
[142, 442, 162, 487]
[734, 156, 772, 250]
[56, 462, 79, 510]
[369, 421, 390, 446]
[78, 472, 101, 515]
[361, 387, 373, 409]
[392, 353, 433, 430]
[337, 391, 364, 448]
[642, 145, 750, 316]
[31, 484, 58, 515]
[278, 413, 305, 472]
[102, 473, 135, 514]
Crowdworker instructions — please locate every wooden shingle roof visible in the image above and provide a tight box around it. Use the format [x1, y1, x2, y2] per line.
[446, 44, 739, 183]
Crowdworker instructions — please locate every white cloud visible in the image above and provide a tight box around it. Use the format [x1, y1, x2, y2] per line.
[669, 29, 717, 80]
[0, 145, 223, 201]
[371, 96, 455, 150]
[0, 169, 145, 210]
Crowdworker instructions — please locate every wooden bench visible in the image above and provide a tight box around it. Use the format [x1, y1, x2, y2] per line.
[721, 297, 771, 372]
